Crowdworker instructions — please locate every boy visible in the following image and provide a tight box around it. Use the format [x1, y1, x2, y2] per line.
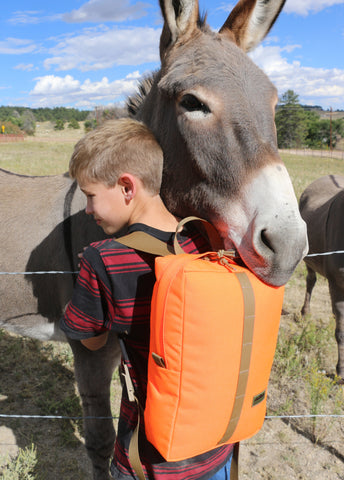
[60, 118, 234, 479]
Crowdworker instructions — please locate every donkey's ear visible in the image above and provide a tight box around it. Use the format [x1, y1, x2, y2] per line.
[219, 0, 286, 52]
[159, 0, 199, 57]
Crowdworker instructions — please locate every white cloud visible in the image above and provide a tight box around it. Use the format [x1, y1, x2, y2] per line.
[63, 0, 150, 23]
[29, 72, 141, 107]
[8, 10, 61, 25]
[0, 38, 37, 55]
[31, 75, 81, 96]
[250, 44, 344, 109]
[214, 0, 344, 16]
[43, 26, 160, 71]
[284, 0, 344, 16]
[216, 3, 235, 13]
[14, 63, 36, 71]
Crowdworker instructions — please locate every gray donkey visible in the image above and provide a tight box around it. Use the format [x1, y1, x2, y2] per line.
[1, 1, 308, 478]
[300, 174, 344, 381]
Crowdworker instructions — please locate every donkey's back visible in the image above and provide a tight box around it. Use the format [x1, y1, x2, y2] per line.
[0, 168, 105, 340]
[300, 174, 344, 277]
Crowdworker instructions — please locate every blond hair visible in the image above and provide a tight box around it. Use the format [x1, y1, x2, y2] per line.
[69, 118, 163, 194]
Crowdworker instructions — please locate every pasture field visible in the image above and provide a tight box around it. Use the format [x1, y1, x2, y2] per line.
[1, 136, 344, 479]
[0, 122, 83, 175]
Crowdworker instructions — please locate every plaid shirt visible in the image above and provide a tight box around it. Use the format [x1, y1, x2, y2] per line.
[61, 223, 233, 479]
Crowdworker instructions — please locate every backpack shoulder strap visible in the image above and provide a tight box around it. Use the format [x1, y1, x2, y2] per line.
[116, 230, 174, 257]
[116, 216, 225, 257]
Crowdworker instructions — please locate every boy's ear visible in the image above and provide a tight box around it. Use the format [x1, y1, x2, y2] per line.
[118, 174, 137, 201]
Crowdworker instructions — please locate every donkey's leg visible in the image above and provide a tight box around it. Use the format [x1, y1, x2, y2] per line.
[328, 280, 344, 380]
[69, 332, 121, 480]
[301, 264, 317, 316]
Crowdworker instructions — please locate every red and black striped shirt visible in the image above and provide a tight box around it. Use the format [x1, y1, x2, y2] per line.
[61, 223, 233, 479]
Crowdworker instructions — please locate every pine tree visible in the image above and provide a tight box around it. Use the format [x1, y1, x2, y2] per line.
[275, 90, 307, 148]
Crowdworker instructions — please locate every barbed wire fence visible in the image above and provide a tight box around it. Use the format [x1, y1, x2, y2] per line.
[1, 250, 344, 276]
[0, 412, 343, 421]
[1, 248, 344, 423]
[279, 148, 344, 160]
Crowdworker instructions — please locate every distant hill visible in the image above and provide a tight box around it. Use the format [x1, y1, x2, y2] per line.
[0, 106, 91, 123]
[301, 105, 344, 120]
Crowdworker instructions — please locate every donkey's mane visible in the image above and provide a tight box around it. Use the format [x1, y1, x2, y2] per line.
[127, 72, 158, 117]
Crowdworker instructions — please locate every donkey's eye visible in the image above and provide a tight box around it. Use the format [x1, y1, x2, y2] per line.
[179, 94, 210, 114]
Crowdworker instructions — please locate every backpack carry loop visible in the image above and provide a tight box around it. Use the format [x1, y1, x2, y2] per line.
[173, 216, 225, 254]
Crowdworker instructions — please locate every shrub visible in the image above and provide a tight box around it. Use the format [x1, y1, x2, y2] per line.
[84, 119, 97, 132]
[0, 121, 23, 135]
[54, 119, 65, 131]
[21, 110, 36, 135]
[68, 118, 80, 129]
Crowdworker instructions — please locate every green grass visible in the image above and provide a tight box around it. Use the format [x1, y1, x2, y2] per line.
[1, 143, 344, 477]
[1, 444, 38, 480]
[1, 144, 342, 190]
[281, 152, 344, 199]
[0, 142, 73, 176]
[0, 331, 88, 478]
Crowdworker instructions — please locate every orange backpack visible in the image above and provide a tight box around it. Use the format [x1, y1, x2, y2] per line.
[118, 218, 284, 476]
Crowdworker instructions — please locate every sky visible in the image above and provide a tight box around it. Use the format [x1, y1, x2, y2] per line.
[1, 0, 344, 111]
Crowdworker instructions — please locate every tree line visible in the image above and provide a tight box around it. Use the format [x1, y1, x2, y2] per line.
[1, 95, 343, 149]
[275, 90, 344, 150]
[0, 105, 128, 135]
[0, 106, 91, 135]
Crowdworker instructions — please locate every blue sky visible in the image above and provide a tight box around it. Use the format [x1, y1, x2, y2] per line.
[1, 0, 344, 110]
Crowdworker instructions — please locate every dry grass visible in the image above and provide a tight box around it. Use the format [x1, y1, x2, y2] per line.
[0, 122, 84, 176]
[1, 136, 344, 479]
[282, 152, 344, 199]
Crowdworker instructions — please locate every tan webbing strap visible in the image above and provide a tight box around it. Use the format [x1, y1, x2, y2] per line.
[119, 337, 147, 480]
[117, 230, 174, 480]
[117, 219, 237, 480]
[117, 217, 231, 258]
[128, 399, 146, 480]
[230, 443, 240, 480]
[116, 231, 174, 256]
[218, 271, 255, 444]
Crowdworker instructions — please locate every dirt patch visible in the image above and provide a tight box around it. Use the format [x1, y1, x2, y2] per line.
[1, 262, 343, 479]
[241, 417, 344, 479]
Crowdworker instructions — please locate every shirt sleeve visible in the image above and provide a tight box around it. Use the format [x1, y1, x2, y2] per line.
[60, 245, 112, 340]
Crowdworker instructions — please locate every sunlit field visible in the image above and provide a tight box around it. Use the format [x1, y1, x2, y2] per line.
[1, 128, 344, 479]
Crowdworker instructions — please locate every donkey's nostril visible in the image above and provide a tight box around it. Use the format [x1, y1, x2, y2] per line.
[261, 229, 275, 253]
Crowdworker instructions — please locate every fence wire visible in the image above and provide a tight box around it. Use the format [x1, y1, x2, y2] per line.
[0, 413, 343, 421]
[1, 249, 344, 423]
[0, 250, 343, 276]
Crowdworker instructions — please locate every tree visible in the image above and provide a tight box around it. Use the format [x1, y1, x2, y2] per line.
[303, 111, 344, 149]
[332, 118, 344, 148]
[68, 118, 80, 129]
[84, 117, 97, 132]
[54, 119, 65, 131]
[1, 121, 23, 135]
[275, 90, 307, 148]
[21, 110, 36, 135]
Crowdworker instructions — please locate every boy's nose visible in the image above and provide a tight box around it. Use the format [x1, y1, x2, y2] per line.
[85, 201, 93, 215]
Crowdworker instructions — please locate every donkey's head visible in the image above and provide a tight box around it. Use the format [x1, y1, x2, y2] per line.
[132, 0, 308, 286]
